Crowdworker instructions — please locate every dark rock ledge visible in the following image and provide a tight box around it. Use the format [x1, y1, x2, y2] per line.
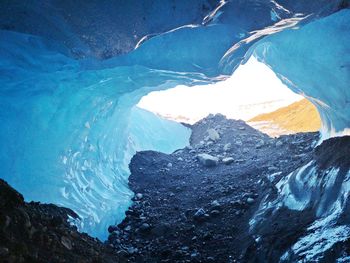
[0, 179, 127, 263]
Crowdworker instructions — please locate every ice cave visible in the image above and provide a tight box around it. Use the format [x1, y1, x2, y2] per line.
[0, 1, 349, 262]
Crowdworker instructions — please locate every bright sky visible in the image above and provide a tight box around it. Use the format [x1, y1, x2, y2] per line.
[138, 57, 303, 124]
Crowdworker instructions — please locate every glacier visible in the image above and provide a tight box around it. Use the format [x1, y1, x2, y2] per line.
[0, 0, 349, 242]
[0, 30, 193, 239]
[250, 137, 350, 262]
[247, 9, 350, 140]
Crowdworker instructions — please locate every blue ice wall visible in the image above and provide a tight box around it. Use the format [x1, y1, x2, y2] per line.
[0, 31, 195, 239]
[0, 0, 349, 240]
[248, 9, 350, 139]
[0, 0, 218, 58]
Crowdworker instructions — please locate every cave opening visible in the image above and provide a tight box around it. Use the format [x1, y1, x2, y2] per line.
[138, 56, 321, 137]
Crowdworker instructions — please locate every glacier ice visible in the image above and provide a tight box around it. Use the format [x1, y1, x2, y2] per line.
[0, 0, 217, 58]
[0, 31, 193, 239]
[250, 151, 350, 262]
[245, 9, 350, 139]
[276, 168, 350, 262]
[0, 0, 349, 241]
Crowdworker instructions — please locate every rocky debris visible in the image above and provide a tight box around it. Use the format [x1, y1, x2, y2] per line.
[222, 157, 234, 165]
[276, 140, 283, 147]
[0, 179, 125, 263]
[107, 114, 319, 262]
[210, 210, 220, 216]
[61, 236, 73, 250]
[223, 143, 232, 151]
[246, 197, 255, 204]
[235, 140, 243, 146]
[197, 153, 219, 167]
[314, 135, 350, 170]
[207, 128, 220, 141]
[135, 193, 143, 200]
[0, 247, 9, 256]
[139, 223, 151, 232]
[108, 225, 119, 233]
[255, 139, 265, 149]
[211, 200, 221, 209]
[193, 208, 209, 221]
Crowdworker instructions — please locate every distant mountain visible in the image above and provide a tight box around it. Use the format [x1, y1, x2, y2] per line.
[249, 99, 321, 136]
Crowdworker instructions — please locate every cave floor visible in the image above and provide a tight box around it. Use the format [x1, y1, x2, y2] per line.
[108, 114, 319, 262]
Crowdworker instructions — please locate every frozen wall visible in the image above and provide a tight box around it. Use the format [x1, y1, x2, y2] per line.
[249, 9, 350, 140]
[0, 30, 193, 239]
[0, 0, 218, 58]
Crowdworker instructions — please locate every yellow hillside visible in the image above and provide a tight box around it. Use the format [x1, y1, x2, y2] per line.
[249, 99, 321, 133]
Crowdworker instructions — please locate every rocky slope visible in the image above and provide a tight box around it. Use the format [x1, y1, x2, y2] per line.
[0, 180, 127, 263]
[249, 99, 321, 137]
[107, 114, 319, 262]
